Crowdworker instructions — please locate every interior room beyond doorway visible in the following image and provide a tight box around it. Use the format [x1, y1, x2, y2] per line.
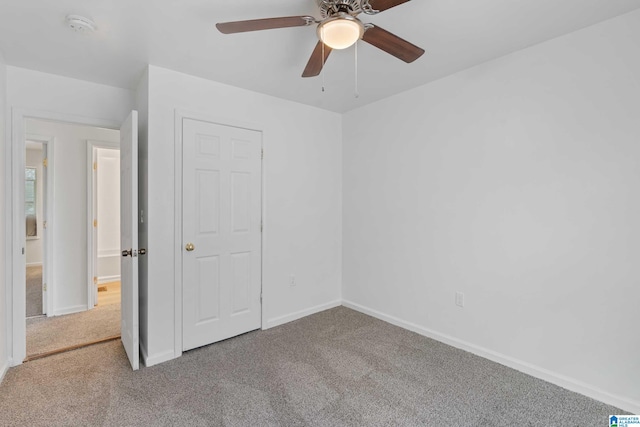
[23, 118, 121, 360]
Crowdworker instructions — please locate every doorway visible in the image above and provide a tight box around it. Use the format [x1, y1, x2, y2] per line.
[21, 118, 122, 360]
[24, 138, 49, 318]
[10, 108, 140, 370]
[88, 143, 121, 308]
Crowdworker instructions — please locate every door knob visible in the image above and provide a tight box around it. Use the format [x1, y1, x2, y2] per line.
[139, 248, 147, 255]
[122, 249, 132, 257]
[185, 243, 195, 252]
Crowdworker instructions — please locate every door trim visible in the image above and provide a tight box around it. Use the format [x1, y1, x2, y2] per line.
[8, 108, 119, 366]
[173, 109, 266, 359]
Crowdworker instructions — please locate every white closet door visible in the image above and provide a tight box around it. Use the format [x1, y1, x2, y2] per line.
[182, 118, 262, 351]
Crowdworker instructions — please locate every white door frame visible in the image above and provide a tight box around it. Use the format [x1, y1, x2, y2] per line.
[87, 141, 120, 308]
[8, 108, 119, 366]
[25, 133, 54, 317]
[173, 109, 266, 359]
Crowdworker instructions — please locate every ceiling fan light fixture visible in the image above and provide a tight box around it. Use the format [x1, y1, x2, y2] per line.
[317, 15, 364, 50]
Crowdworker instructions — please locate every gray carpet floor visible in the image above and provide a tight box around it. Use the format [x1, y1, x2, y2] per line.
[1, 307, 626, 426]
[26, 302, 120, 356]
[26, 265, 43, 317]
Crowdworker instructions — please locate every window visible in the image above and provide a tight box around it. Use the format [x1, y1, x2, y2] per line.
[25, 167, 37, 237]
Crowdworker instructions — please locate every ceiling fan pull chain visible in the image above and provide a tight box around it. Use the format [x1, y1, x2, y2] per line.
[354, 41, 359, 98]
[321, 28, 326, 92]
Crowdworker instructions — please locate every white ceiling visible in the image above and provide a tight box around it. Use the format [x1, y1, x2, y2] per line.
[1, 0, 639, 113]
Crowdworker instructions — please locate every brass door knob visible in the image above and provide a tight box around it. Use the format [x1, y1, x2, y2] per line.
[122, 249, 132, 257]
[185, 243, 195, 252]
[139, 248, 147, 255]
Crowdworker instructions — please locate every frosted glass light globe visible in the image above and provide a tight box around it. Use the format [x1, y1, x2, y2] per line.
[318, 16, 364, 50]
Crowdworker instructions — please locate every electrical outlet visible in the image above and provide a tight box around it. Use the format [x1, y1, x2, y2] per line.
[455, 292, 464, 308]
[289, 274, 296, 287]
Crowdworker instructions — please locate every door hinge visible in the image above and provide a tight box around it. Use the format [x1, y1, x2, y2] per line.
[93, 219, 98, 228]
[43, 283, 47, 292]
[43, 158, 48, 168]
[260, 293, 263, 303]
[261, 148, 264, 160]
[93, 276, 97, 285]
[43, 220, 47, 229]
[260, 221, 263, 232]
[93, 161, 97, 171]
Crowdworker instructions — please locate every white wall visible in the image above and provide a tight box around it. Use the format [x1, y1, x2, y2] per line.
[343, 10, 640, 413]
[96, 148, 120, 281]
[6, 67, 134, 124]
[141, 66, 342, 366]
[0, 51, 8, 380]
[25, 146, 43, 266]
[26, 119, 119, 314]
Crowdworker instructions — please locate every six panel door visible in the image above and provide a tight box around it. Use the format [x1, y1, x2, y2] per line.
[182, 118, 262, 351]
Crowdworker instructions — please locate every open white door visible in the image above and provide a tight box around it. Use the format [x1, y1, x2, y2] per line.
[120, 110, 139, 370]
[90, 146, 99, 307]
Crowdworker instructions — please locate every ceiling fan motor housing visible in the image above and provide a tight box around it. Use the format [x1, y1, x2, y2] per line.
[318, 0, 362, 18]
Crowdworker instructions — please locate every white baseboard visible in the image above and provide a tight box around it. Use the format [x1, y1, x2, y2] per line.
[26, 262, 42, 267]
[143, 348, 177, 368]
[53, 304, 88, 316]
[342, 300, 640, 414]
[265, 299, 341, 329]
[98, 275, 120, 285]
[0, 359, 9, 385]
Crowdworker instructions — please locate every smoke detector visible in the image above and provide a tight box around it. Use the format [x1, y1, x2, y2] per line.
[66, 15, 96, 33]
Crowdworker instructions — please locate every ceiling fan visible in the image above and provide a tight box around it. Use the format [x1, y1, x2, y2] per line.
[216, 0, 425, 78]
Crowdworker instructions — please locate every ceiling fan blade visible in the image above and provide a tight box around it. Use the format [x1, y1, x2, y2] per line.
[216, 16, 314, 34]
[302, 42, 333, 77]
[367, 0, 411, 12]
[362, 25, 424, 63]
